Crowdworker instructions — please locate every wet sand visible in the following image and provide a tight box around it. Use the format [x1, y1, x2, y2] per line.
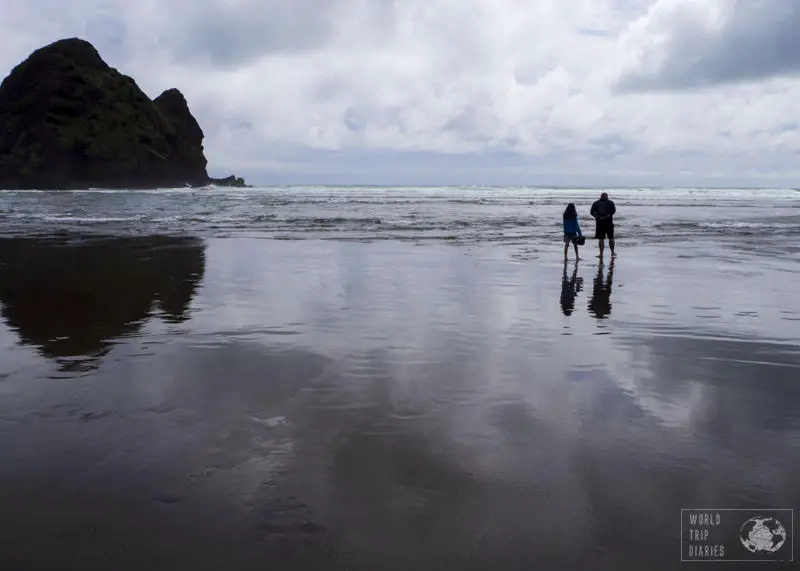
[0, 235, 798, 570]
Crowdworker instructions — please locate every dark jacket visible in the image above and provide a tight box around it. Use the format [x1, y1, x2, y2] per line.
[590, 198, 616, 222]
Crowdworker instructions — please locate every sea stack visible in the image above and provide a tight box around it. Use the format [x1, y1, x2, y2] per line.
[0, 38, 246, 189]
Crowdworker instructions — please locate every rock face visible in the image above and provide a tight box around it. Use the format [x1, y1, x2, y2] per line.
[153, 88, 208, 184]
[209, 174, 247, 187]
[0, 38, 243, 189]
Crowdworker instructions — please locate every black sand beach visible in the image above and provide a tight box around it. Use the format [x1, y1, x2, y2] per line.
[0, 187, 799, 569]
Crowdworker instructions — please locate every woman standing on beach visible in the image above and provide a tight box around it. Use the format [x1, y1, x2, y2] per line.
[563, 203, 583, 261]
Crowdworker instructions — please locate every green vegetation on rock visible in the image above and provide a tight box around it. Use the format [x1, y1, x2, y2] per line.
[0, 38, 245, 189]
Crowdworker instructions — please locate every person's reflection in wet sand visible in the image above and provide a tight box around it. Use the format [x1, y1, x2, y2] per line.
[588, 258, 614, 319]
[560, 260, 583, 316]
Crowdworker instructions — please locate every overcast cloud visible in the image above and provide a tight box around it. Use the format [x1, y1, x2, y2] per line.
[2, 0, 800, 186]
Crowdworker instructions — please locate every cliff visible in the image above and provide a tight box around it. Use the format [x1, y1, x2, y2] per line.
[0, 38, 245, 189]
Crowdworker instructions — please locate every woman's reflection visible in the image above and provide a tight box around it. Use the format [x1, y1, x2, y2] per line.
[588, 258, 614, 319]
[560, 260, 583, 316]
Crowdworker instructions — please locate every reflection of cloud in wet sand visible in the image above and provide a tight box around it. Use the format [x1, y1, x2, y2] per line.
[0, 235, 205, 371]
[0, 342, 338, 571]
[1, 324, 798, 569]
[612, 327, 800, 442]
[279, 329, 800, 569]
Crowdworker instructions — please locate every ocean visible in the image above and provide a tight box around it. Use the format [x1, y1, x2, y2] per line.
[0, 186, 798, 570]
[2, 185, 799, 246]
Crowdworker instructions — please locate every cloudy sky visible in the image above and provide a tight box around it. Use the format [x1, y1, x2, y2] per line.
[3, 0, 800, 186]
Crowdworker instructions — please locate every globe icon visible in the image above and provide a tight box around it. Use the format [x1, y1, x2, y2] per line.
[739, 517, 787, 554]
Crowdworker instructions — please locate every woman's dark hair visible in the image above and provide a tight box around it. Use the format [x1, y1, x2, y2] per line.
[563, 203, 577, 220]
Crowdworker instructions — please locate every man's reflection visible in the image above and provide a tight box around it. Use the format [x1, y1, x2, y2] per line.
[588, 258, 614, 319]
[560, 260, 584, 316]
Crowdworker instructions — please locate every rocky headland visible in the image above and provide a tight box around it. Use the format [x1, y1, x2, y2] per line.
[0, 38, 246, 189]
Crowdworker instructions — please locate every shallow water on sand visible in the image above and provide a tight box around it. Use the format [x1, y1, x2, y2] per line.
[0, 229, 798, 570]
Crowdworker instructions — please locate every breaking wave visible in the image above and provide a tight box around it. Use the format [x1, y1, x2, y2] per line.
[1, 186, 798, 245]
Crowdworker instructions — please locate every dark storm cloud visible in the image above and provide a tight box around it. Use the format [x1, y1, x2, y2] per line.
[618, 1, 800, 91]
[165, 0, 342, 67]
[166, 0, 397, 68]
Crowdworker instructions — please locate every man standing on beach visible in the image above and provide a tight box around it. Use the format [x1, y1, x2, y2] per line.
[590, 192, 616, 257]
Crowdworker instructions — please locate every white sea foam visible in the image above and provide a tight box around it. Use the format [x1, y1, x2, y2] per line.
[1, 186, 798, 248]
